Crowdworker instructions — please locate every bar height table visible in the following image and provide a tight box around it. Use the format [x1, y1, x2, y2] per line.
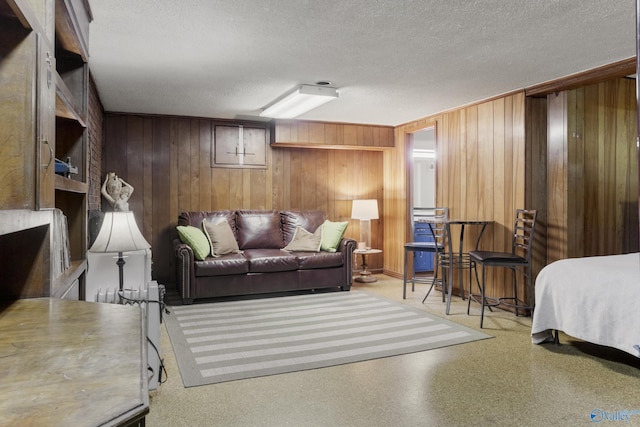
[423, 218, 493, 314]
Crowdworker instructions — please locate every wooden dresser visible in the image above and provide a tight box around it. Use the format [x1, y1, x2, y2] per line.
[0, 298, 149, 426]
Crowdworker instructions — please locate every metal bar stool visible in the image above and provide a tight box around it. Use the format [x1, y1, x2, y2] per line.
[468, 209, 538, 328]
[403, 207, 448, 300]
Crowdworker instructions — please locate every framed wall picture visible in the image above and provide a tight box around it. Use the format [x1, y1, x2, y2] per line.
[212, 125, 267, 169]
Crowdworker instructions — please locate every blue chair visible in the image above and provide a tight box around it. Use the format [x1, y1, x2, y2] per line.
[403, 207, 449, 301]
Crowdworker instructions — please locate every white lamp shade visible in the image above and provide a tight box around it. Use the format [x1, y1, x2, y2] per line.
[351, 199, 379, 220]
[260, 85, 338, 119]
[89, 211, 151, 253]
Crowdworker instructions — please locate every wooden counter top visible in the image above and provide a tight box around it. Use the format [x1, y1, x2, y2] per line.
[0, 298, 148, 426]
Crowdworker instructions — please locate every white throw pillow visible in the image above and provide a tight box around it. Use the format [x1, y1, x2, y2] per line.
[283, 225, 323, 252]
[202, 219, 240, 257]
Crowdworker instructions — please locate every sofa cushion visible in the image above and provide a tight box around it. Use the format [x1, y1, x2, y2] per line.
[202, 218, 241, 257]
[320, 219, 349, 252]
[194, 253, 249, 277]
[295, 251, 344, 270]
[243, 249, 298, 273]
[236, 210, 283, 249]
[281, 210, 326, 245]
[176, 225, 210, 260]
[283, 225, 323, 252]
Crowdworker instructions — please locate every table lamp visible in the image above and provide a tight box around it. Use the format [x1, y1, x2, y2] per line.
[351, 199, 379, 250]
[89, 211, 151, 291]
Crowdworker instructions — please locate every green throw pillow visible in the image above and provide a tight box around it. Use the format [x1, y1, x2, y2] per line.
[283, 225, 323, 252]
[320, 219, 348, 252]
[176, 225, 210, 261]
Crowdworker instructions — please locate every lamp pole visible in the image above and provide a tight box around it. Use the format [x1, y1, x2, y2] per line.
[116, 251, 126, 291]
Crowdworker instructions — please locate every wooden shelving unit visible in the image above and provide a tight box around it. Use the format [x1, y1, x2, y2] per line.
[0, 0, 92, 300]
[55, 72, 87, 125]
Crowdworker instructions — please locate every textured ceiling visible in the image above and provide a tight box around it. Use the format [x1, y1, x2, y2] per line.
[87, 0, 636, 126]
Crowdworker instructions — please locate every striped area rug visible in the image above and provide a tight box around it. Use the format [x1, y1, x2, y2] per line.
[165, 290, 491, 387]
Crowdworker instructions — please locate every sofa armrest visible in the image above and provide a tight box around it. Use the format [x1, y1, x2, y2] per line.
[338, 237, 357, 289]
[174, 238, 195, 304]
[337, 237, 357, 253]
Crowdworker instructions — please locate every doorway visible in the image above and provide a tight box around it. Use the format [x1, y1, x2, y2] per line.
[408, 125, 436, 273]
[411, 126, 436, 208]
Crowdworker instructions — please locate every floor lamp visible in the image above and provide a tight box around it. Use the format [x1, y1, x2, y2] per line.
[89, 211, 151, 292]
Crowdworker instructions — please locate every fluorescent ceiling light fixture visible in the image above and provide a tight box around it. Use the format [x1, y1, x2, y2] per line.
[413, 149, 436, 159]
[260, 84, 338, 119]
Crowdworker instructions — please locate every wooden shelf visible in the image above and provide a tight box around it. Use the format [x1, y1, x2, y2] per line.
[54, 0, 91, 62]
[0, 0, 43, 32]
[55, 72, 87, 126]
[51, 259, 86, 298]
[54, 174, 87, 193]
[271, 142, 393, 151]
[0, 210, 52, 236]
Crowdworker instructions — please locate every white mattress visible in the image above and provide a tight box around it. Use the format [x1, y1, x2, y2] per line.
[531, 252, 640, 357]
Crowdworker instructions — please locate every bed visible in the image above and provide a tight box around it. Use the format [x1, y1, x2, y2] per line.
[531, 252, 640, 358]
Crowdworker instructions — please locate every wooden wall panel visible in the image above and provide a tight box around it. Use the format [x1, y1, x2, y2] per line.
[198, 121, 212, 211]
[463, 109, 477, 222]
[547, 78, 639, 260]
[150, 118, 171, 276]
[546, 92, 568, 261]
[567, 89, 584, 257]
[103, 114, 385, 284]
[525, 97, 548, 283]
[102, 80, 637, 300]
[390, 92, 532, 304]
[383, 130, 408, 276]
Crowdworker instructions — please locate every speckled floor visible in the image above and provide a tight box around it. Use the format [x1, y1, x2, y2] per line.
[148, 275, 640, 427]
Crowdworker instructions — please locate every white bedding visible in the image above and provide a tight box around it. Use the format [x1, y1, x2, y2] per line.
[531, 252, 640, 357]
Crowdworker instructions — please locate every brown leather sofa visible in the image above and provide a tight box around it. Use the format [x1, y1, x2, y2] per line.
[174, 210, 356, 304]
